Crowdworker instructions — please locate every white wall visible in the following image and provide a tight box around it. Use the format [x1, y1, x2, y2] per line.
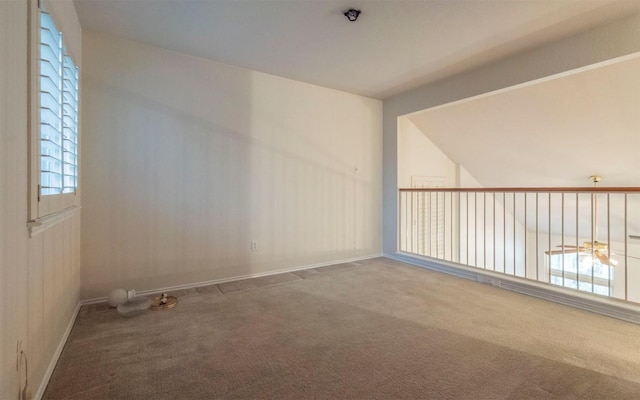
[1, 0, 82, 398]
[383, 13, 640, 255]
[80, 31, 383, 300]
[397, 117, 456, 188]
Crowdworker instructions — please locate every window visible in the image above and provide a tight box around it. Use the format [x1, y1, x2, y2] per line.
[29, 5, 80, 225]
[549, 253, 613, 296]
[40, 11, 78, 196]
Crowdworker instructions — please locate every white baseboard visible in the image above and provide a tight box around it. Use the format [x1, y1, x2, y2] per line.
[35, 302, 81, 400]
[386, 252, 640, 325]
[81, 254, 383, 305]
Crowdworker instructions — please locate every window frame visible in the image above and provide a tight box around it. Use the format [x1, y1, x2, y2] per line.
[27, 0, 80, 230]
[548, 252, 613, 296]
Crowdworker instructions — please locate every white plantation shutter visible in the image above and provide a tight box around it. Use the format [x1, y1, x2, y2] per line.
[40, 11, 78, 196]
[62, 52, 79, 192]
[412, 176, 446, 258]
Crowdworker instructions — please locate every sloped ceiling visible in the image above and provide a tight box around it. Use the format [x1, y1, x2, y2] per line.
[408, 56, 640, 188]
[73, 0, 640, 99]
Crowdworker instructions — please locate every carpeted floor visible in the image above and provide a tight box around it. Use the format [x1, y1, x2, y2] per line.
[44, 257, 640, 399]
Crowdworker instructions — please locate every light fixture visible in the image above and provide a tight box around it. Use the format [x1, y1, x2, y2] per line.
[588, 175, 617, 266]
[344, 9, 361, 22]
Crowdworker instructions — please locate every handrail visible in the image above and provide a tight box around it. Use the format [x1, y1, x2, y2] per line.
[399, 187, 640, 193]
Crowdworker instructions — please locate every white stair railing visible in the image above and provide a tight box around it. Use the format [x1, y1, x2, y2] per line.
[399, 186, 640, 303]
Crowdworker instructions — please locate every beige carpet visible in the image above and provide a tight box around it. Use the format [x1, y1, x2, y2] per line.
[44, 258, 640, 399]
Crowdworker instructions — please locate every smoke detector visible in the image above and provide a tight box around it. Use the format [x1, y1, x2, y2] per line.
[344, 9, 361, 22]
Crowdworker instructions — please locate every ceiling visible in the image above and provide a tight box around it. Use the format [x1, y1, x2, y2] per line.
[73, 0, 640, 99]
[407, 56, 640, 188]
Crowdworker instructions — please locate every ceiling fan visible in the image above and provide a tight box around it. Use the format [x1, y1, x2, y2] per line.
[544, 176, 640, 266]
[545, 240, 619, 266]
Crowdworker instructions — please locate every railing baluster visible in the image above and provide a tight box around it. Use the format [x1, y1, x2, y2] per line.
[458, 192, 461, 263]
[591, 192, 598, 290]
[450, 192, 453, 262]
[475, 192, 478, 267]
[503, 192, 507, 274]
[429, 192, 438, 257]
[420, 191, 424, 256]
[576, 193, 579, 290]
[399, 191, 402, 252]
[427, 191, 430, 255]
[484, 192, 487, 269]
[423, 191, 427, 255]
[607, 193, 611, 296]
[466, 192, 469, 265]
[436, 191, 440, 259]
[405, 191, 408, 253]
[624, 193, 628, 301]
[536, 192, 540, 280]
[561, 192, 565, 287]
[420, 192, 425, 255]
[548, 192, 552, 284]
[513, 192, 516, 276]
[524, 192, 527, 278]
[398, 192, 401, 251]
[411, 191, 414, 254]
[420, 192, 424, 255]
[493, 193, 496, 272]
[399, 192, 402, 252]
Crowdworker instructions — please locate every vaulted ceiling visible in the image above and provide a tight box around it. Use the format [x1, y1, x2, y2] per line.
[74, 0, 640, 99]
[408, 56, 640, 188]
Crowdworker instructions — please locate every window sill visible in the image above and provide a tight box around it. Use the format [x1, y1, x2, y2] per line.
[27, 205, 80, 238]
